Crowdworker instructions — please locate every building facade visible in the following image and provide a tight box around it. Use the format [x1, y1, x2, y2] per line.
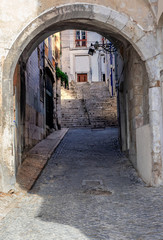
[61, 30, 118, 96]
[13, 33, 61, 171]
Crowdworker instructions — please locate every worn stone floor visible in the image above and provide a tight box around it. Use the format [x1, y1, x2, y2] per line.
[0, 128, 163, 240]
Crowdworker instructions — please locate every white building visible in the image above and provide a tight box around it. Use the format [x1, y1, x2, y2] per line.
[61, 30, 117, 96]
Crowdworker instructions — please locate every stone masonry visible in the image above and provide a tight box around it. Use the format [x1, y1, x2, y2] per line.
[61, 81, 117, 128]
[0, 1, 163, 191]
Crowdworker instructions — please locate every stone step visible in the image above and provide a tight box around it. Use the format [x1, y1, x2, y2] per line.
[61, 82, 117, 128]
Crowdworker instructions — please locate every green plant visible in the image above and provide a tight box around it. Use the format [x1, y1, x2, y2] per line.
[56, 67, 68, 88]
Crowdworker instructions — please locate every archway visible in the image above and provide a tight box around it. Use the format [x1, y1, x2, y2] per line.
[0, 3, 162, 192]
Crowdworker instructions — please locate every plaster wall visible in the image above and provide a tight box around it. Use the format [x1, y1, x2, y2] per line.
[75, 55, 89, 73]
[91, 53, 99, 82]
[61, 31, 71, 79]
[121, 47, 149, 171]
[61, 30, 113, 83]
[136, 124, 152, 184]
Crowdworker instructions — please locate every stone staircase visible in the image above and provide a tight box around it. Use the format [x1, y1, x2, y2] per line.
[61, 81, 118, 128]
[61, 83, 90, 128]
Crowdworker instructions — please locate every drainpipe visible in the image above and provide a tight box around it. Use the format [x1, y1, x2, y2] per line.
[110, 52, 113, 97]
[114, 52, 118, 89]
[43, 41, 46, 134]
[115, 52, 121, 138]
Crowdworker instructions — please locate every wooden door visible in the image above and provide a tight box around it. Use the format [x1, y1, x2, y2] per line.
[77, 74, 87, 82]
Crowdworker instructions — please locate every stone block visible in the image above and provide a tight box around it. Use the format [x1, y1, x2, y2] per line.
[136, 33, 160, 61]
[133, 75, 143, 87]
[107, 9, 129, 30]
[43, 4, 93, 27]
[149, 110, 160, 126]
[149, 87, 161, 112]
[134, 106, 143, 117]
[151, 125, 161, 154]
[92, 5, 111, 23]
[152, 153, 162, 165]
[133, 86, 143, 95]
[145, 54, 162, 83]
[135, 116, 144, 129]
[133, 95, 143, 107]
[122, 20, 145, 43]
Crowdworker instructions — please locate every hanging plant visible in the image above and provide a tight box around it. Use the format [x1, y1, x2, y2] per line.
[56, 67, 68, 88]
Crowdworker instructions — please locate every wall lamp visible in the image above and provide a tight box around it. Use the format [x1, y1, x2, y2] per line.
[88, 44, 96, 56]
[88, 41, 117, 56]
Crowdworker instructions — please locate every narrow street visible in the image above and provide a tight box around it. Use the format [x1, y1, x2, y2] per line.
[0, 128, 163, 240]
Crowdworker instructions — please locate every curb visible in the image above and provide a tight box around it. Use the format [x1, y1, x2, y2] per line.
[15, 128, 69, 191]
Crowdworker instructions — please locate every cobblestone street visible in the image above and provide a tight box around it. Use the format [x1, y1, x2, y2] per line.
[0, 128, 163, 240]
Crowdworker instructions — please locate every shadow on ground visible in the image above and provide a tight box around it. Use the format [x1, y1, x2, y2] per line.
[27, 128, 163, 240]
[1, 128, 163, 240]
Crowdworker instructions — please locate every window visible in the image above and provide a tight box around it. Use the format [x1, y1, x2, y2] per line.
[75, 30, 87, 47]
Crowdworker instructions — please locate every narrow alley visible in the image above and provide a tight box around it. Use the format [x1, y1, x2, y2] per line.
[0, 128, 163, 240]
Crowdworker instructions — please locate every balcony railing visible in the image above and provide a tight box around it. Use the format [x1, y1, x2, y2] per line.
[75, 39, 87, 47]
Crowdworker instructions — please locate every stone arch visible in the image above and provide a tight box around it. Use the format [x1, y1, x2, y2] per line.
[1, 3, 162, 191]
[4, 4, 159, 77]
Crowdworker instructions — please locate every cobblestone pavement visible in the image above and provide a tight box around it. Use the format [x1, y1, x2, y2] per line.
[0, 128, 163, 240]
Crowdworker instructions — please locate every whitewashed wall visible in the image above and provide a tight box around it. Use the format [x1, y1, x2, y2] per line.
[61, 30, 113, 83]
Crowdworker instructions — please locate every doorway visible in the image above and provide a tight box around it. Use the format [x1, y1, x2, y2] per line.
[77, 73, 88, 82]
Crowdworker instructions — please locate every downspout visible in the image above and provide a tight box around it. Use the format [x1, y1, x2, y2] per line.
[115, 51, 121, 136]
[43, 41, 46, 133]
[110, 52, 113, 97]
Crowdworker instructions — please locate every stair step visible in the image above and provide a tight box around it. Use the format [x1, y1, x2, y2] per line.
[61, 82, 117, 128]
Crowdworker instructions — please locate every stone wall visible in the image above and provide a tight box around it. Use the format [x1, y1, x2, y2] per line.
[24, 44, 46, 149]
[120, 47, 149, 169]
[12, 36, 61, 176]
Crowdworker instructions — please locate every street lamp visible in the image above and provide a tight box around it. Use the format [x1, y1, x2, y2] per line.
[88, 41, 117, 55]
[88, 41, 118, 97]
